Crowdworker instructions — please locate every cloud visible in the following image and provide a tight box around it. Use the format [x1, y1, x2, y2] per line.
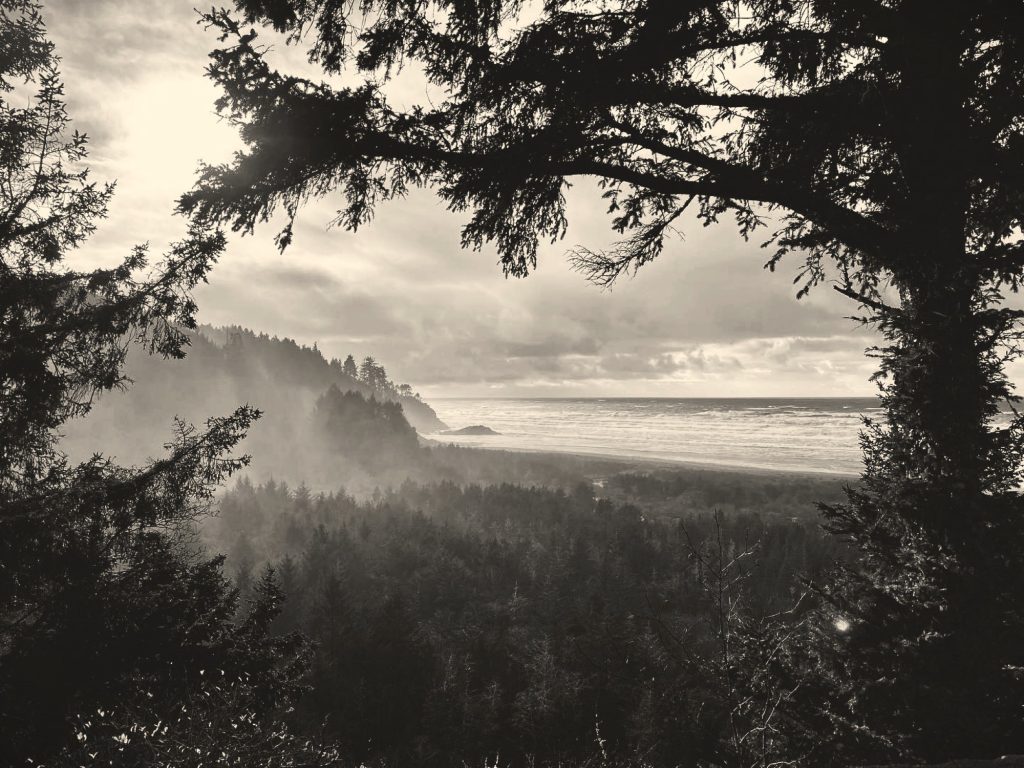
[196, 263, 411, 339]
[42, 0, 881, 396]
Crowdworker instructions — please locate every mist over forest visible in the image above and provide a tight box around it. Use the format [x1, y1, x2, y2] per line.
[53, 322, 855, 767]
[62, 326, 647, 494]
[61, 327, 440, 489]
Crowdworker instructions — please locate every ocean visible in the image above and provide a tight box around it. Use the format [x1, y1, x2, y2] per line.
[426, 397, 883, 476]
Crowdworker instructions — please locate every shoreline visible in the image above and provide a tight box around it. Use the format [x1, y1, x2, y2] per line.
[425, 437, 858, 483]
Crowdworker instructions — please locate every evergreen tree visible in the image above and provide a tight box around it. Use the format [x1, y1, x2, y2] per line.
[0, 4, 328, 763]
[358, 354, 389, 393]
[342, 353, 358, 379]
[314, 385, 420, 470]
[180, 0, 1024, 762]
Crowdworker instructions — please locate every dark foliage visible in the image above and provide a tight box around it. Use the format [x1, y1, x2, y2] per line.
[0, 5, 327, 763]
[314, 384, 421, 470]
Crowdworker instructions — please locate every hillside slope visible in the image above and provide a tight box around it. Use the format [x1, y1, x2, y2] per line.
[195, 325, 446, 433]
[61, 327, 446, 489]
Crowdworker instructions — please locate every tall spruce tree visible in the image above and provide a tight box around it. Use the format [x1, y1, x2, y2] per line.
[180, 1, 1024, 762]
[0, 3, 330, 763]
[342, 352, 359, 379]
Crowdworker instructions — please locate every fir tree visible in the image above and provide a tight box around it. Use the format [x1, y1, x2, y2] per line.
[0, 4, 329, 763]
[342, 353, 358, 379]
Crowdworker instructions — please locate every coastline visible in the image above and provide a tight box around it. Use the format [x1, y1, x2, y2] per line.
[423, 437, 858, 483]
[425, 397, 867, 479]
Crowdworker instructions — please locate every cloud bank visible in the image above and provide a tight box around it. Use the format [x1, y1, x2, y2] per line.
[45, 0, 879, 397]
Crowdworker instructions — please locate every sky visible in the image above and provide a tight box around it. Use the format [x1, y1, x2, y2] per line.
[43, 0, 881, 398]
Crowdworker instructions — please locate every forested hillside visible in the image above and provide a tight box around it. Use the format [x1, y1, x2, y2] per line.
[61, 326, 448, 490]
[196, 326, 444, 433]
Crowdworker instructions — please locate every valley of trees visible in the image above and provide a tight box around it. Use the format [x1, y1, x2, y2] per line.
[211, 478, 846, 768]
[2, 0, 1024, 767]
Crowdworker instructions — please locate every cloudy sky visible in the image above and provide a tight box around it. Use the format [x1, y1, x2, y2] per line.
[45, 0, 880, 398]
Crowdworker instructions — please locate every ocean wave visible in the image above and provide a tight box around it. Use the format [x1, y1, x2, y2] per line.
[431, 398, 871, 475]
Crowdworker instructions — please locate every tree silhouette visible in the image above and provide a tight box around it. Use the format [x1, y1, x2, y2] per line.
[342, 353, 358, 379]
[0, 3, 322, 762]
[359, 354, 391, 393]
[180, 1, 1024, 761]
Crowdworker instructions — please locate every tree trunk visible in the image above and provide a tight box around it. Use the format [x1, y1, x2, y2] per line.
[813, 7, 1024, 759]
